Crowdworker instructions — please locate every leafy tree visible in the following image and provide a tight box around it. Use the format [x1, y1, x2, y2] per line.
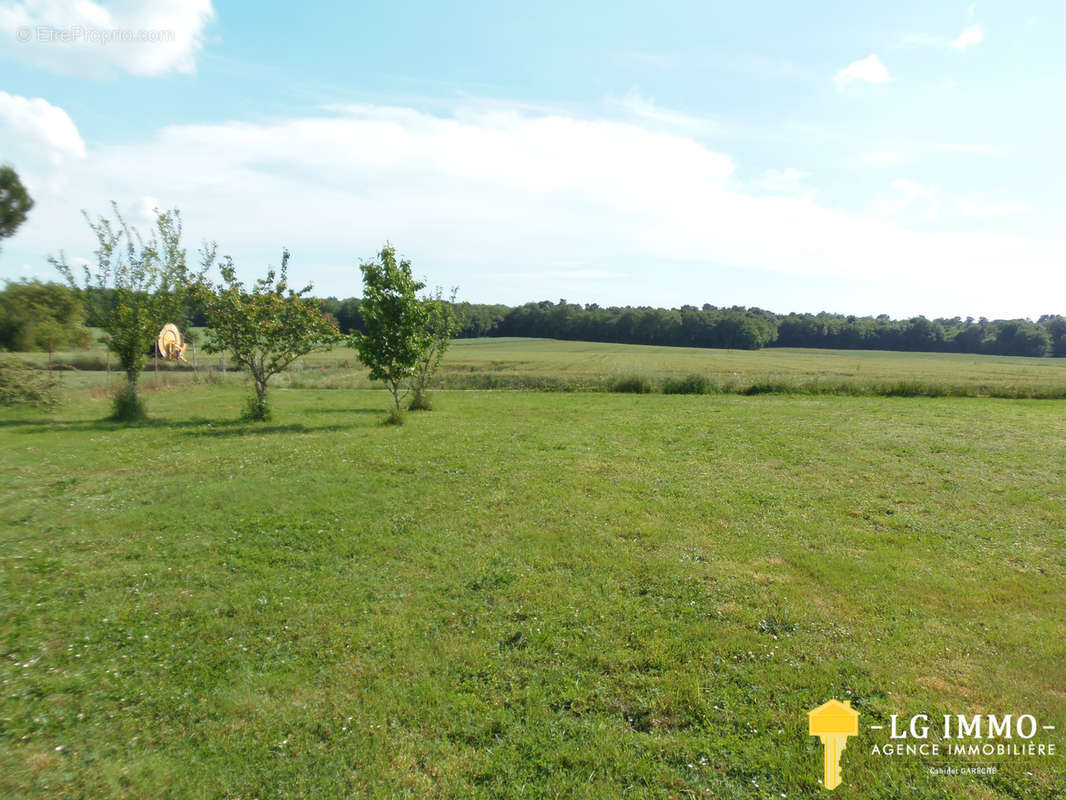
[193, 246, 339, 421]
[0, 354, 59, 407]
[0, 165, 34, 249]
[351, 244, 427, 420]
[0, 280, 92, 351]
[52, 203, 188, 420]
[408, 287, 458, 410]
[1040, 315, 1066, 357]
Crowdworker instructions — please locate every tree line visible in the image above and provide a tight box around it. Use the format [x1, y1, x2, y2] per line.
[5, 284, 1066, 360]
[316, 299, 1066, 358]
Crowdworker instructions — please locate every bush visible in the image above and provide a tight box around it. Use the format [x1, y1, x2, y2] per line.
[384, 408, 405, 425]
[408, 391, 433, 411]
[0, 355, 60, 407]
[110, 384, 146, 421]
[662, 374, 712, 394]
[241, 395, 271, 422]
[608, 373, 654, 393]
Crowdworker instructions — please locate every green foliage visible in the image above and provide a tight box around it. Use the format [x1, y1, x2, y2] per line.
[607, 372, 654, 393]
[351, 244, 428, 413]
[407, 392, 433, 410]
[241, 393, 271, 422]
[193, 246, 339, 420]
[0, 165, 34, 247]
[0, 280, 92, 351]
[51, 202, 189, 414]
[0, 355, 58, 406]
[408, 286, 459, 411]
[661, 373, 712, 394]
[110, 383, 146, 421]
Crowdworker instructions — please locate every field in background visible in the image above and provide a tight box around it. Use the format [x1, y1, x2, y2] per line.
[23, 336, 1066, 398]
[1, 379, 1065, 798]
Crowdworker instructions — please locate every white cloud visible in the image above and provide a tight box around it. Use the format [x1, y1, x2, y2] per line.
[3, 101, 1059, 306]
[887, 180, 1029, 220]
[764, 167, 809, 182]
[890, 178, 939, 210]
[0, 90, 85, 163]
[756, 167, 812, 195]
[608, 89, 722, 135]
[0, 91, 85, 197]
[834, 55, 891, 90]
[900, 23, 984, 52]
[953, 25, 983, 51]
[0, 0, 215, 77]
[956, 191, 1029, 218]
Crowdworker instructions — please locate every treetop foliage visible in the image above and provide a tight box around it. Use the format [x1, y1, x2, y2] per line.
[0, 165, 34, 246]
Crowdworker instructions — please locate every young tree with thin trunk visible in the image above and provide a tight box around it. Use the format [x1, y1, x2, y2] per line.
[351, 244, 428, 421]
[408, 287, 458, 410]
[193, 246, 339, 421]
[52, 202, 187, 420]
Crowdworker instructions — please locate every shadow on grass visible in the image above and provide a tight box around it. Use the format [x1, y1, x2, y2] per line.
[296, 406, 384, 415]
[181, 422, 352, 438]
[0, 416, 362, 436]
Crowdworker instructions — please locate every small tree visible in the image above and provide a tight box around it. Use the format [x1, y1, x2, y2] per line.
[408, 287, 458, 410]
[0, 165, 34, 251]
[194, 246, 339, 421]
[352, 244, 427, 421]
[52, 203, 187, 420]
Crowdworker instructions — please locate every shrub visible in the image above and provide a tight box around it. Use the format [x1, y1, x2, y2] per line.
[110, 384, 146, 421]
[384, 408, 405, 425]
[408, 392, 433, 411]
[662, 374, 712, 394]
[0, 355, 60, 407]
[608, 373, 654, 393]
[241, 394, 271, 422]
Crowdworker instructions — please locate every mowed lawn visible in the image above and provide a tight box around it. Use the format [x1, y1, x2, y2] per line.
[2, 384, 1065, 798]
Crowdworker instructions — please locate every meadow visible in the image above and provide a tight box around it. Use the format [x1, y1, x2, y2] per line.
[28, 335, 1066, 397]
[2, 340, 1065, 798]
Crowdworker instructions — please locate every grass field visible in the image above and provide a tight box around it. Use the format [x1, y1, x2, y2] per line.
[28, 336, 1066, 398]
[2, 343, 1065, 798]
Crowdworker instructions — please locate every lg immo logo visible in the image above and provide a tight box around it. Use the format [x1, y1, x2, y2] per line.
[808, 700, 858, 790]
[808, 699, 1059, 791]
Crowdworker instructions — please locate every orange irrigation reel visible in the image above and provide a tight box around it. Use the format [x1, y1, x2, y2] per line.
[157, 323, 188, 362]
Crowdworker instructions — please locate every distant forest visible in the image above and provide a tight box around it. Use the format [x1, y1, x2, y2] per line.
[3, 280, 1065, 358]
[320, 297, 1066, 358]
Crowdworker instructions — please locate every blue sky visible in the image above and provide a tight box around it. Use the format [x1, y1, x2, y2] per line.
[1, 1, 1063, 318]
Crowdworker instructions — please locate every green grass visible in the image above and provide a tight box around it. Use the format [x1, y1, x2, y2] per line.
[25, 336, 1066, 398]
[2, 381, 1064, 798]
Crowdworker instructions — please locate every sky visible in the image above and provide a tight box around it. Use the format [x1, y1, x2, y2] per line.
[0, 1, 1063, 319]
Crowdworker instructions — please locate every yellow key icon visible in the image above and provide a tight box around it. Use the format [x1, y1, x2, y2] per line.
[808, 700, 859, 790]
